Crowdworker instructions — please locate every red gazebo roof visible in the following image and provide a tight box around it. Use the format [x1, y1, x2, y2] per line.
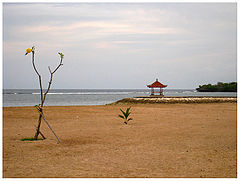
[147, 79, 167, 88]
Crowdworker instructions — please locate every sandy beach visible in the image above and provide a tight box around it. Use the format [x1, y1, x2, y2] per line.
[3, 102, 237, 178]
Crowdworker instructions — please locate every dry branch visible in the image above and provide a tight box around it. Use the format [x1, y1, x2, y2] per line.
[30, 47, 64, 141]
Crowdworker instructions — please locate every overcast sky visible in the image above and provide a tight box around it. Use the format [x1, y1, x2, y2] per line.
[3, 3, 237, 89]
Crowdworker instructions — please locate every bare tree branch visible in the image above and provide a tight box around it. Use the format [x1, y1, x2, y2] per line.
[42, 57, 63, 105]
[48, 66, 51, 74]
[52, 57, 63, 74]
[32, 51, 44, 105]
[28, 47, 64, 141]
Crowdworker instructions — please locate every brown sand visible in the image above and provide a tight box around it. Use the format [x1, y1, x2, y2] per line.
[3, 103, 237, 178]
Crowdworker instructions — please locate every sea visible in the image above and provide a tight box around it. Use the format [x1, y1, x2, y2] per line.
[3, 89, 237, 107]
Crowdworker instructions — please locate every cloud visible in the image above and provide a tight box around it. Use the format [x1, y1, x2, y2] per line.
[3, 3, 237, 89]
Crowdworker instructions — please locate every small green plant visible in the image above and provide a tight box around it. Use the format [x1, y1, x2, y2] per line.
[118, 107, 133, 124]
[20, 137, 45, 141]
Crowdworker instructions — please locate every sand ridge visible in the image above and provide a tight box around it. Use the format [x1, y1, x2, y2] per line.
[112, 97, 237, 104]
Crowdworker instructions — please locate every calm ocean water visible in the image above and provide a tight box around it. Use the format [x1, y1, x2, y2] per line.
[3, 89, 237, 107]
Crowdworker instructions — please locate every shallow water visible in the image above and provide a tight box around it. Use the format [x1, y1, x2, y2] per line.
[3, 89, 237, 107]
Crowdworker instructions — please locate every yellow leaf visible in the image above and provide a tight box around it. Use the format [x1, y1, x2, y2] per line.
[25, 48, 32, 55]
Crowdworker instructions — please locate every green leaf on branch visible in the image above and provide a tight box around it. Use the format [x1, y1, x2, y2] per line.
[58, 52, 64, 59]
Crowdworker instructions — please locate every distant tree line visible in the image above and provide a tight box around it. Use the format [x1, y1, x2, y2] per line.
[196, 82, 237, 92]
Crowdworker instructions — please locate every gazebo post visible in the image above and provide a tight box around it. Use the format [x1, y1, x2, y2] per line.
[151, 87, 154, 95]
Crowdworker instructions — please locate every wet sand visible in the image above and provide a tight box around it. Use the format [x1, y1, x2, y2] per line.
[3, 103, 237, 178]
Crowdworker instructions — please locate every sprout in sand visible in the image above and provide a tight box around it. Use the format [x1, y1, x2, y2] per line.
[25, 46, 64, 143]
[118, 107, 133, 124]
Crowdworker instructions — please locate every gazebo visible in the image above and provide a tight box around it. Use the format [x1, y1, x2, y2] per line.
[147, 79, 167, 96]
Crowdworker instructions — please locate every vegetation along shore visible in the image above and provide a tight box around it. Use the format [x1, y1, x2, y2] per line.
[196, 82, 237, 92]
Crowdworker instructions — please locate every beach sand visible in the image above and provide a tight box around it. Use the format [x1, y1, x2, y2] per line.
[3, 103, 237, 178]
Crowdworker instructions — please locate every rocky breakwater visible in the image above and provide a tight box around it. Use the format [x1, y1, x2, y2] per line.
[111, 97, 237, 104]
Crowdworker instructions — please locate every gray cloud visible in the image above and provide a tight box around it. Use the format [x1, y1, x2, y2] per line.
[3, 3, 237, 89]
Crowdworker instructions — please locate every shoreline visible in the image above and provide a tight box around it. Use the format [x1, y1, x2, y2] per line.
[110, 97, 237, 105]
[3, 96, 237, 108]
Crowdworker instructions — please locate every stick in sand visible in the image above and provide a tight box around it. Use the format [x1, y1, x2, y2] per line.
[34, 127, 46, 139]
[35, 107, 62, 143]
